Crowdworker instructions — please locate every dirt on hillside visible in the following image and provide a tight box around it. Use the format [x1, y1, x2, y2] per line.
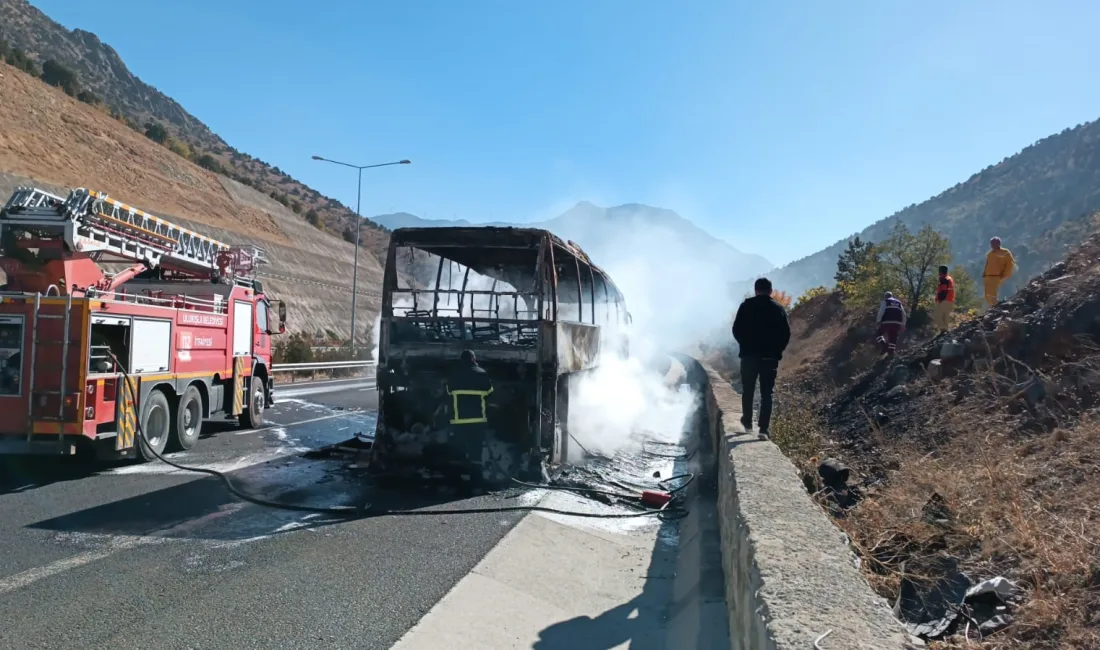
[0, 64, 288, 244]
[0, 61, 390, 339]
[772, 242, 1100, 648]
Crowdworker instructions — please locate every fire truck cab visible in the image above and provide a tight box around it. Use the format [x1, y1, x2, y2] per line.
[0, 186, 287, 459]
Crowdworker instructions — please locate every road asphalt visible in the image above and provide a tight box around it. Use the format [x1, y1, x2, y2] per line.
[0, 377, 530, 650]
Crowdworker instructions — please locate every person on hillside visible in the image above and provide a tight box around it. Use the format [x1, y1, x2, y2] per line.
[933, 265, 955, 334]
[732, 277, 791, 441]
[982, 236, 1015, 309]
[875, 291, 907, 356]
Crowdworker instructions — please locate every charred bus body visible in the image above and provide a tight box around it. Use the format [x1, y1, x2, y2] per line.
[371, 227, 630, 483]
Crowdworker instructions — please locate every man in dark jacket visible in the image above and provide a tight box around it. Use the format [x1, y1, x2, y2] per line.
[732, 277, 791, 439]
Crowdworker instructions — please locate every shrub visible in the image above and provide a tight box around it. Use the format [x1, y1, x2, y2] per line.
[39, 59, 79, 97]
[144, 121, 168, 144]
[194, 153, 227, 175]
[305, 209, 321, 227]
[167, 138, 191, 159]
[772, 290, 793, 310]
[3, 43, 39, 76]
[794, 286, 830, 310]
[76, 89, 101, 105]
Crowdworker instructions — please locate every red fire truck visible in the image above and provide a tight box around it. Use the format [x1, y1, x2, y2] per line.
[0, 186, 287, 460]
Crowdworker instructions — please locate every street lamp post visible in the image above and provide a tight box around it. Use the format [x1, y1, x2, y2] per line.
[311, 155, 411, 353]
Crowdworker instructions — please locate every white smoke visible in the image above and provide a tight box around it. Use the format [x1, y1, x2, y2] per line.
[370, 312, 381, 361]
[543, 205, 734, 458]
[567, 353, 696, 460]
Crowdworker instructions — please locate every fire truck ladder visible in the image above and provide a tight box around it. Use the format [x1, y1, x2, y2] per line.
[25, 292, 73, 442]
[0, 187, 234, 277]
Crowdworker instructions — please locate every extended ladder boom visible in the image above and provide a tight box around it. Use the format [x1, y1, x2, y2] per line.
[0, 187, 266, 278]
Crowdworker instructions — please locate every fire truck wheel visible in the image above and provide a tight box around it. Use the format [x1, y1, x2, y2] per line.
[172, 385, 203, 451]
[239, 375, 265, 429]
[137, 389, 171, 461]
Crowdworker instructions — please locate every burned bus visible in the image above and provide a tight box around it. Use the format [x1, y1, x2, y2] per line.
[370, 226, 630, 483]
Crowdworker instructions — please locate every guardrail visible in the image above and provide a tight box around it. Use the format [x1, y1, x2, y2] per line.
[271, 360, 377, 382]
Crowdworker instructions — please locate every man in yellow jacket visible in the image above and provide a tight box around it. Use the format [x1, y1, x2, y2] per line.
[982, 236, 1015, 308]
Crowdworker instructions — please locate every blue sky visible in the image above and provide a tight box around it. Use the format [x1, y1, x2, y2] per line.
[32, 0, 1100, 267]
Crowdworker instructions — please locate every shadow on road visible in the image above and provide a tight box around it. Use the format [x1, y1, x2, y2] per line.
[24, 451, 500, 542]
[0, 455, 101, 496]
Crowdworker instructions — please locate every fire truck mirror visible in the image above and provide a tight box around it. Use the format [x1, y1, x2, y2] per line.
[274, 300, 287, 334]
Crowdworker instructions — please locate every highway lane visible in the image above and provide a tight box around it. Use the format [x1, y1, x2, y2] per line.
[0, 379, 530, 650]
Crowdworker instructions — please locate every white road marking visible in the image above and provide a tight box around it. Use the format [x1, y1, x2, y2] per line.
[276, 381, 375, 399]
[233, 411, 357, 435]
[0, 502, 248, 596]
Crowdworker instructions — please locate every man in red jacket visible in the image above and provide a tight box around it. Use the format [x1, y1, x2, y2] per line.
[933, 265, 955, 334]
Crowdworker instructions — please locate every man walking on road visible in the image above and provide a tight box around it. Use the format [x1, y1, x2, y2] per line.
[875, 291, 907, 356]
[732, 277, 791, 440]
[983, 236, 1015, 309]
[933, 265, 955, 334]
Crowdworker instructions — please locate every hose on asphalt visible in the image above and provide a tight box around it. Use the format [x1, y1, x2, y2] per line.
[109, 351, 689, 521]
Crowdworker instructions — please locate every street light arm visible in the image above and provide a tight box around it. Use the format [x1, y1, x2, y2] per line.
[309, 153, 410, 353]
[312, 155, 412, 170]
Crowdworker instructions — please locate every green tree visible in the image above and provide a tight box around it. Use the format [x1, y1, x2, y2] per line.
[949, 265, 980, 312]
[305, 209, 321, 227]
[39, 59, 79, 96]
[877, 222, 952, 312]
[144, 121, 168, 144]
[834, 236, 876, 286]
[837, 253, 891, 310]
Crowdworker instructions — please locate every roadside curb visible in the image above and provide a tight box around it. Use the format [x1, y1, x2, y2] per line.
[686, 357, 919, 650]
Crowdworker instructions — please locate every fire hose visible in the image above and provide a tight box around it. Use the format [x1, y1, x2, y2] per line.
[107, 351, 690, 521]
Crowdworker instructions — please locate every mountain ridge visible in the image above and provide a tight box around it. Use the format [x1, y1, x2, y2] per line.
[369, 200, 774, 282]
[0, 0, 391, 262]
[752, 118, 1100, 300]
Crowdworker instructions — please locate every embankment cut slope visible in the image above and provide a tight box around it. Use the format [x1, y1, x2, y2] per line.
[0, 63, 381, 339]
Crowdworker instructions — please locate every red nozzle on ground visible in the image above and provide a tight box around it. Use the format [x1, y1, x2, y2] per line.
[640, 490, 672, 508]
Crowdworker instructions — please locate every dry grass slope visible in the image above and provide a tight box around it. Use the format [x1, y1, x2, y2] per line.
[771, 238, 1100, 648]
[0, 62, 383, 340]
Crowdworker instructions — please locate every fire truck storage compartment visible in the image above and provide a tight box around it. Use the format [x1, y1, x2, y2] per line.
[131, 318, 171, 374]
[89, 314, 130, 373]
[233, 301, 253, 357]
[0, 314, 25, 396]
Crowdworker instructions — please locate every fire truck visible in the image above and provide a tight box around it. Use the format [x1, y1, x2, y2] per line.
[0, 186, 287, 459]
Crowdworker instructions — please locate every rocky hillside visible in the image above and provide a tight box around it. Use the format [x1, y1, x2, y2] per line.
[752, 118, 1100, 300]
[0, 0, 390, 262]
[0, 60, 382, 342]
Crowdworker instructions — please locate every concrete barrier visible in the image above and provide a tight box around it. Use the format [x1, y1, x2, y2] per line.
[684, 357, 918, 650]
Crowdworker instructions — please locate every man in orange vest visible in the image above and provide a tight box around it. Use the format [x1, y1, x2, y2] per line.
[982, 236, 1015, 309]
[933, 265, 955, 334]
